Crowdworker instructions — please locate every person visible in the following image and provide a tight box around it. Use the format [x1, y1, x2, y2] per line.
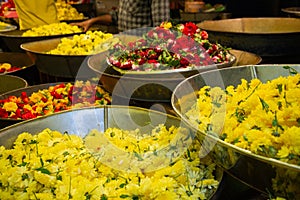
[13, 0, 59, 30]
[72, 0, 170, 33]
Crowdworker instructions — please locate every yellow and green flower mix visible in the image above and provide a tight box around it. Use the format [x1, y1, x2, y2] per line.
[0, 81, 111, 120]
[55, 0, 86, 21]
[21, 22, 83, 37]
[0, 125, 219, 199]
[185, 73, 300, 165]
[47, 31, 118, 55]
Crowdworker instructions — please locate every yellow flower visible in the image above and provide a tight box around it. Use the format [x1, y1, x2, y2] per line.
[0, 63, 11, 70]
[2, 102, 18, 112]
[160, 21, 172, 29]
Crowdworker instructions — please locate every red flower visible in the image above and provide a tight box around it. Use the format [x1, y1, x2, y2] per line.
[200, 30, 209, 40]
[0, 108, 8, 118]
[182, 22, 199, 37]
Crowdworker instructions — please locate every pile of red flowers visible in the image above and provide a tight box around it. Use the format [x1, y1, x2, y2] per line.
[0, 81, 111, 120]
[108, 21, 231, 72]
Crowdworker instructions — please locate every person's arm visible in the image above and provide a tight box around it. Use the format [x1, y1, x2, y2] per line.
[71, 9, 118, 32]
[151, 0, 170, 27]
[71, 14, 113, 32]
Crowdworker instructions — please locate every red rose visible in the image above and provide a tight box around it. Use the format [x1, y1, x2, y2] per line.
[182, 22, 199, 37]
[200, 31, 209, 40]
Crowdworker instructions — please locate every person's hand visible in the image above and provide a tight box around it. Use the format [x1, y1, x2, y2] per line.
[71, 19, 93, 32]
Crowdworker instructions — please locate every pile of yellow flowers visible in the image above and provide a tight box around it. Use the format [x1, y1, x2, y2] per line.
[0, 21, 13, 29]
[185, 72, 300, 165]
[47, 31, 119, 55]
[0, 125, 219, 199]
[55, 1, 86, 21]
[21, 22, 82, 36]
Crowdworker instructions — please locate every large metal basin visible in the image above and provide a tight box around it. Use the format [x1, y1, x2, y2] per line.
[0, 52, 39, 85]
[88, 49, 260, 103]
[0, 106, 223, 199]
[197, 18, 300, 57]
[171, 65, 300, 199]
[0, 29, 82, 52]
[0, 74, 28, 95]
[0, 83, 59, 129]
[20, 34, 139, 79]
[21, 37, 92, 79]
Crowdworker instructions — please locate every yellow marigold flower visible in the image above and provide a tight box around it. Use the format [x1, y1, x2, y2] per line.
[1, 63, 11, 70]
[160, 21, 172, 29]
[2, 102, 18, 112]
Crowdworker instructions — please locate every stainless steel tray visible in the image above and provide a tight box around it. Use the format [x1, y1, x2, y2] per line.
[197, 18, 300, 57]
[88, 49, 261, 103]
[0, 52, 38, 85]
[0, 83, 59, 129]
[0, 29, 82, 52]
[0, 106, 223, 199]
[171, 64, 300, 199]
[0, 74, 28, 95]
[20, 34, 138, 79]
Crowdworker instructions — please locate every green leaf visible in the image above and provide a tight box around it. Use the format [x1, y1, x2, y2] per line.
[235, 108, 245, 123]
[133, 151, 144, 161]
[120, 194, 130, 198]
[277, 84, 283, 94]
[259, 97, 269, 112]
[36, 167, 51, 175]
[283, 66, 298, 75]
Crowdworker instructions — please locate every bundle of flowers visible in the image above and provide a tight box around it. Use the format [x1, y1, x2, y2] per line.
[0, 126, 219, 199]
[108, 21, 231, 72]
[0, 63, 22, 73]
[0, 81, 111, 120]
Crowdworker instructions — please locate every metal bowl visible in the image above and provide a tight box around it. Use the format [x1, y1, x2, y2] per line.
[0, 83, 59, 129]
[0, 81, 112, 129]
[281, 7, 300, 17]
[0, 74, 28, 95]
[88, 49, 260, 103]
[0, 29, 83, 52]
[108, 54, 236, 75]
[197, 18, 300, 57]
[171, 65, 300, 199]
[20, 34, 139, 79]
[0, 105, 223, 199]
[20, 37, 92, 78]
[0, 23, 17, 33]
[0, 52, 39, 85]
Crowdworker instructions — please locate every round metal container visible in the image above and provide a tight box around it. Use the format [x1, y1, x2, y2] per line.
[20, 34, 139, 79]
[0, 29, 83, 52]
[88, 49, 259, 103]
[0, 23, 17, 33]
[0, 83, 58, 129]
[281, 7, 300, 17]
[197, 18, 300, 57]
[0, 106, 223, 199]
[0, 52, 38, 85]
[20, 37, 92, 78]
[0, 74, 28, 95]
[171, 65, 300, 199]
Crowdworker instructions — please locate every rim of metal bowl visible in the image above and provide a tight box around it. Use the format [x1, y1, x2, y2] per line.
[171, 64, 300, 172]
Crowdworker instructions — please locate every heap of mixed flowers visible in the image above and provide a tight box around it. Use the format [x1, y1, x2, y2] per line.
[0, 81, 111, 120]
[0, 63, 22, 73]
[108, 21, 231, 71]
